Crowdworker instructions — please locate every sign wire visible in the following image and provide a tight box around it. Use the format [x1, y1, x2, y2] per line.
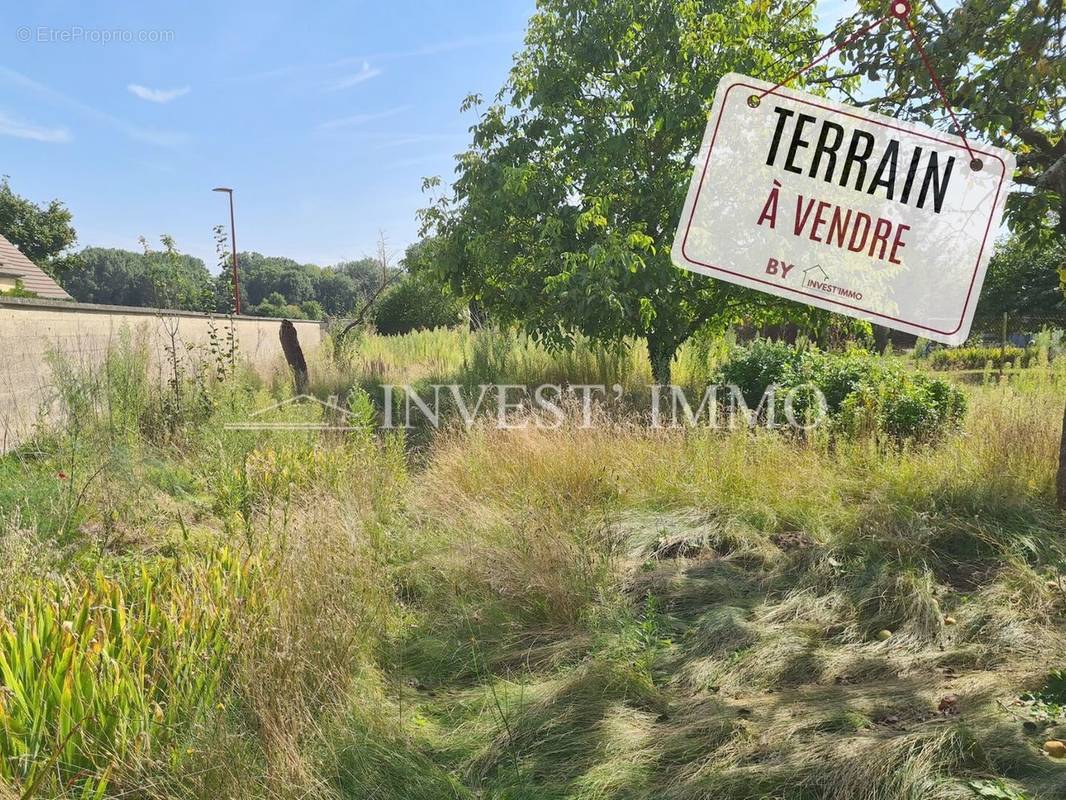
[752, 1, 981, 169]
[901, 15, 980, 166]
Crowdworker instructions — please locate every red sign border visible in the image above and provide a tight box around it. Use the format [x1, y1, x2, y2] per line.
[679, 78, 1009, 337]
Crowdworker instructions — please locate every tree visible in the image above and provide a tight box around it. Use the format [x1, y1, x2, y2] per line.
[214, 270, 246, 314]
[375, 250, 462, 334]
[237, 254, 287, 307]
[336, 257, 401, 298]
[833, 0, 1063, 244]
[314, 270, 361, 316]
[254, 292, 300, 318]
[64, 248, 152, 306]
[974, 235, 1065, 323]
[419, 0, 852, 382]
[205, 249, 401, 320]
[65, 243, 212, 310]
[334, 234, 403, 342]
[140, 236, 215, 312]
[276, 269, 316, 306]
[0, 177, 79, 280]
[299, 299, 326, 320]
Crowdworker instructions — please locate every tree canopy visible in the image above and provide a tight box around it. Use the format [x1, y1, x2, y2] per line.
[218, 252, 403, 320]
[374, 241, 463, 334]
[66, 243, 213, 311]
[68, 243, 417, 321]
[974, 234, 1065, 323]
[835, 0, 1063, 245]
[420, 0, 871, 381]
[0, 177, 79, 280]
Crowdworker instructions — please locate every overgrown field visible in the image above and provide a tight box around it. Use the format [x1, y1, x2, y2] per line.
[1, 328, 1065, 800]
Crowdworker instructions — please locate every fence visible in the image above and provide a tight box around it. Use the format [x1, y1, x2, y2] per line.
[966, 313, 1066, 346]
[911, 313, 1066, 384]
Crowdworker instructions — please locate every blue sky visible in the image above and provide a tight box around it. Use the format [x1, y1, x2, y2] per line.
[1, 1, 870, 272]
[1, 1, 534, 269]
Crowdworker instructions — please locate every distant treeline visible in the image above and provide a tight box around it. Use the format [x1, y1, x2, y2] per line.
[62, 242, 462, 332]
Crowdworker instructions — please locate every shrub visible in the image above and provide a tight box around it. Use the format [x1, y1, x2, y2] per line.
[929, 345, 1033, 370]
[299, 299, 325, 320]
[373, 273, 462, 335]
[718, 339, 802, 407]
[839, 371, 967, 443]
[719, 340, 966, 442]
[252, 291, 307, 319]
[787, 347, 895, 412]
[0, 280, 38, 299]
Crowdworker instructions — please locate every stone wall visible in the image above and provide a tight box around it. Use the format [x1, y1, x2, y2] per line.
[0, 297, 324, 451]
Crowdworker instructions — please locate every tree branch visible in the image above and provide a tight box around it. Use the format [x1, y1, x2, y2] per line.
[336, 232, 402, 342]
[1012, 122, 1056, 153]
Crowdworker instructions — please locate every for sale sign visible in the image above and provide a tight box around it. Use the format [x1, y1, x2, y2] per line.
[672, 73, 1014, 344]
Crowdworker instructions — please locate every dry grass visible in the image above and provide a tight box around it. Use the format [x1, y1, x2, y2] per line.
[393, 376, 1066, 799]
[2, 334, 1065, 799]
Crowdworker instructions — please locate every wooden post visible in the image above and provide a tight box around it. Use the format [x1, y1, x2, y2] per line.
[279, 319, 308, 395]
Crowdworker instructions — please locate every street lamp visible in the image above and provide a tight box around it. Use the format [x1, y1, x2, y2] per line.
[213, 187, 241, 314]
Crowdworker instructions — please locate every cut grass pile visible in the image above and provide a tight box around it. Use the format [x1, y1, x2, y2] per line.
[0, 329, 1064, 799]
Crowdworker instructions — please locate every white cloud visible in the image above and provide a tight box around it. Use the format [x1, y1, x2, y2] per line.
[238, 32, 520, 83]
[0, 67, 188, 146]
[127, 84, 191, 104]
[387, 152, 453, 169]
[0, 111, 70, 142]
[325, 61, 382, 91]
[317, 105, 413, 131]
[371, 132, 465, 150]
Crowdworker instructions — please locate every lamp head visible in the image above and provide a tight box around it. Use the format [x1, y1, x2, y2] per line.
[212, 187, 233, 193]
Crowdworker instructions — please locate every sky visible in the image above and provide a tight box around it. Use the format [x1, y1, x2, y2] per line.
[0, 1, 873, 273]
[0, 1, 535, 270]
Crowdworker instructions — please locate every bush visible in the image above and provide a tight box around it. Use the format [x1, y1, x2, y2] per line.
[0, 279, 38, 299]
[719, 340, 966, 442]
[839, 370, 967, 442]
[717, 339, 801, 407]
[373, 273, 462, 335]
[929, 345, 1035, 370]
[252, 291, 307, 319]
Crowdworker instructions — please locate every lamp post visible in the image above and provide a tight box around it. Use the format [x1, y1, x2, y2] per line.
[212, 187, 241, 314]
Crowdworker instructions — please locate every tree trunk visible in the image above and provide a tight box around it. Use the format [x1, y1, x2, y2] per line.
[647, 335, 678, 386]
[872, 324, 891, 354]
[1057, 399, 1066, 510]
[468, 300, 485, 331]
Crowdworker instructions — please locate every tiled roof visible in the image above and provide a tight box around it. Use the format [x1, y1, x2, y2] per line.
[0, 233, 71, 300]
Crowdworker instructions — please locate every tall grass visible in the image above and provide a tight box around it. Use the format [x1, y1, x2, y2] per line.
[0, 328, 1064, 799]
[312, 326, 733, 402]
[0, 549, 257, 796]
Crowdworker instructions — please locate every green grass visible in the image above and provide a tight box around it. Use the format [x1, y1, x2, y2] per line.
[0, 329, 1064, 799]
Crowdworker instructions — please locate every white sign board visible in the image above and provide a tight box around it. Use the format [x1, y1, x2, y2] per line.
[672, 73, 1014, 345]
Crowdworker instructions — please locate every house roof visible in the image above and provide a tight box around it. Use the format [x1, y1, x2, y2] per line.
[0, 233, 71, 300]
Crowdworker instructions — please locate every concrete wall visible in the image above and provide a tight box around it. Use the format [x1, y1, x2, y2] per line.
[0, 297, 324, 451]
